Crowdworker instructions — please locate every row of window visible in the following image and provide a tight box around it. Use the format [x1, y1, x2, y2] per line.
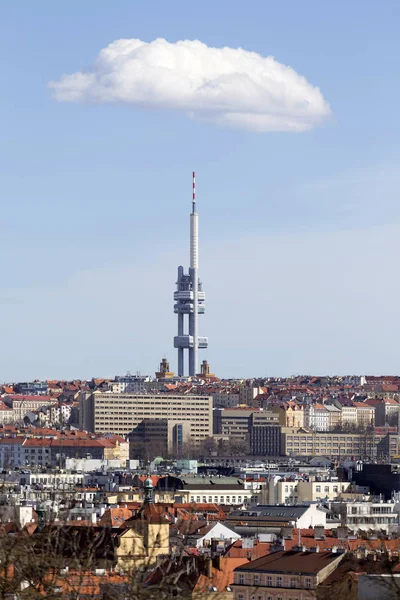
[237, 574, 312, 589]
[190, 495, 247, 504]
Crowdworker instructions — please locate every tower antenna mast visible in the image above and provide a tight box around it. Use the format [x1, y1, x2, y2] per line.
[173, 172, 208, 376]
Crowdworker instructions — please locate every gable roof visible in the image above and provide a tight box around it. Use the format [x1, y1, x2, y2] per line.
[195, 558, 249, 592]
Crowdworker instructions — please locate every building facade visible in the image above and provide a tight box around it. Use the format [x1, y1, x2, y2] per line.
[233, 550, 343, 600]
[281, 427, 398, 459]
[304, 404, 329, 431]
[92, 393, 213, 440]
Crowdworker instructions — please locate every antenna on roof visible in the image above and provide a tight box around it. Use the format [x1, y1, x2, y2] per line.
[192, 171, 196, 213]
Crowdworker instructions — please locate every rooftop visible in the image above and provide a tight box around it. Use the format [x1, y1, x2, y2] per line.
[234, 550, 341, 574]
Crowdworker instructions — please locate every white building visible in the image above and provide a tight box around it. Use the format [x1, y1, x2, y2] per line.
[304, 404, 329, 431]
[109, 375, 151, 394]
[331, 499, 399, 533]
[212, 392, 240, 408]
[6, 395, 57, 422]
[194, 522, 241, 548]
[37, 404, 72, 427]
[0, 402, 15, 425]
[183, 476, 253, 506]
[0, 438, 25, 468]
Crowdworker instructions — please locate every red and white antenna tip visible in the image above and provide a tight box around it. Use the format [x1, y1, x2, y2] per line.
[192, 172, 196, 201]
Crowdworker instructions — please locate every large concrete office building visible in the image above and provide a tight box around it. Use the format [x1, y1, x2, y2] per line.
[83, 393, 213, 441]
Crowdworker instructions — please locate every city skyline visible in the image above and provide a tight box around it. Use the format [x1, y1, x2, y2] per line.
[2, 1, 400, 380]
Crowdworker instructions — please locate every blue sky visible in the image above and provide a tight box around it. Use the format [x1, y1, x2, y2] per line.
[1, 1, 400, 380]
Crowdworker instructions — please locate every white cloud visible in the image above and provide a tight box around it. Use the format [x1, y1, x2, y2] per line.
[49, 37, 331, 132]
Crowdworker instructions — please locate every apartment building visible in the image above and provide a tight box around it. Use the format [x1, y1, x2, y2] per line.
[281, 427, 399, 459]
[324, 404, 342, 429]
[184, 476, 253, 506]
[6, 395, 57, 422]
[331, 400, 357, 428]
[0, 434, 129, 468]
[0, 437, 25, 468]
[295, 480, 351, 502]
[366, 398, 400, 427]
[304, 404, 329, 431]
[92, 393, 213, 440]
[227, 504, 327, 530]
[0, 402, 15, 425]
[268, 477, 350, 504]
[232, 550, 344, 600]
[272, 402, 304, 428]
[109, 375, 151, 394]
[212, 391, 241, 408]
[331, 499, 399, 533]
[15, 381, 49, 395]
[214, 408, 278, 441]
[213, 408, 255, 438]
[354, 402, 375, 428]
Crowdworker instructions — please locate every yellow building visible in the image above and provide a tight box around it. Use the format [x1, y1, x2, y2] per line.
[281, 427, 399, 459]
[103, 436, 129, 462]
[116, 478, 170, 571]
[273, 402, 304, 428]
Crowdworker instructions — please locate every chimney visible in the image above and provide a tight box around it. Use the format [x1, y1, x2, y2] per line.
[91, 512, 97, 525]
[213, 555, 223, 571]
[206, 558, 212, 579]
[270, 541, 285, 553]
[281, 526, 293, 540]
[337, 526, 348, 540]
[314, 526, 325, 540]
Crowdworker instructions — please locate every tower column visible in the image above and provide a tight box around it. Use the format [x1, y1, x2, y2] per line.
[173, 172, 207, 377]
[178, 312, 184, 376]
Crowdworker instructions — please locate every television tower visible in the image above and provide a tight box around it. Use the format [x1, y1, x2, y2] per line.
[173, 172, 208, 377]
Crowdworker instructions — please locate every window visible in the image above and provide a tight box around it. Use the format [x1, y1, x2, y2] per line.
[238, 595, 244, 600]
[267, 576, 272, 586]
[277, 576, 282, 587]
[253, 575, 259, 585]
[316, 485, 321, 492]
[239, 575, 244, 585]
[306, 578, 311, 589]
[290, 577, 296, 588]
